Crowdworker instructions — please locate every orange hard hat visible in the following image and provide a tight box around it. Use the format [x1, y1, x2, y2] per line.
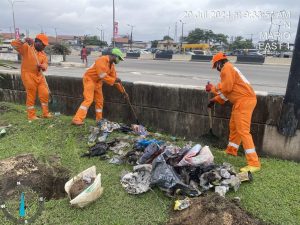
[212, 52, 227, 68]
[36, 33, 49, 46]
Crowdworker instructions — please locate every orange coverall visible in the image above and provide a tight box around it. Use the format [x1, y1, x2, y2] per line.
[211, 62, 260, 167]
[72, 55, 124, 122]
[11, 40, 50, 120]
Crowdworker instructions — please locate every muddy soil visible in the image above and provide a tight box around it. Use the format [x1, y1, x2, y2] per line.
[167, 193, 269, 225]
[69, 178, 95, 200]
[0, 154, 70, 201]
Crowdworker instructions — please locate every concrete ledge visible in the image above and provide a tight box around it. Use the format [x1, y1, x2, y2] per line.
[0, 72, 299, 162]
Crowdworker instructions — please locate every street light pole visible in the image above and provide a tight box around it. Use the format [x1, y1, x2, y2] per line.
[179, 20, 185, 53]
[8, 0, 18, 38]
[127, 24, 134, 50]
[112, 0, 115, 47]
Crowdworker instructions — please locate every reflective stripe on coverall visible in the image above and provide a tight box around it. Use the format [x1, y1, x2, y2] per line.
[211, 62, 260, 167]
[11, 40, 49, 119]
[73, 55, 124, 122]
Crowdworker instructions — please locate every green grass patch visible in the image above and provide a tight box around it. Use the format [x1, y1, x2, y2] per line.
[0, 102, 299, 225]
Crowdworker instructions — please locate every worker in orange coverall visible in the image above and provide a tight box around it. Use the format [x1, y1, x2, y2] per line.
[72, 48, 128, 125]
[205, 52, 261, 173]
[11, 33, 52, 121]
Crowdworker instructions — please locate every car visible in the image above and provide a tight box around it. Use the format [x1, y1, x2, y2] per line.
[185, 51, 195, 55]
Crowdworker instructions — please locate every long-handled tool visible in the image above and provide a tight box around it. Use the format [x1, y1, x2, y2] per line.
[119, 83, 140, 124]
[30, 45, 53, 103]
[200, 84, 219, 145]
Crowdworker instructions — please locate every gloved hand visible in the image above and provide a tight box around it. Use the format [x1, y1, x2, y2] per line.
[205, 82, 213, 92]
[25, 38, 33, 46]
[115, 77, 121, 83]
[207, 99, 215, 108]
[37, 64, 46, 72]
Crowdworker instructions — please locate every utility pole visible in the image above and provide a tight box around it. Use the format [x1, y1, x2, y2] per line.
[179, 20, 185, 53]
[112, 0, 115, 47]
[8, 0, 24, 39]
[127, 24, 134, 50]
[278, 16, 300, 136]
[174, 22, 177, 43]
[54, 28, 58, 43]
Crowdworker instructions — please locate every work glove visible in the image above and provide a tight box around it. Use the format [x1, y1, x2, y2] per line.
[37, 64, 46, 72]
[25, 38, 33, 46]
[205, 82, 213, 92]
[207, 99, 215, 108]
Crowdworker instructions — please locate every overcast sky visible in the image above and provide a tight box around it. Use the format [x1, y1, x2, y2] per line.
[0, 0, 299, 43]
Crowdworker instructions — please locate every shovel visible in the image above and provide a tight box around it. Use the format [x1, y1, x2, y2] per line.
[200, 92, 219, 144]
[119, 83, 140, 125]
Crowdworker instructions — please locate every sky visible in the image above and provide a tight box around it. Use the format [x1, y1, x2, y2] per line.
[0, 0, 299, 44]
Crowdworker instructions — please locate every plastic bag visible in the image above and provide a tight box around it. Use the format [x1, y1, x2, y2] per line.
[187, 146, 214, 166]
[65, 166, 103, 208]
[176, 144, 202, 166]
[150, 154, 200, 197]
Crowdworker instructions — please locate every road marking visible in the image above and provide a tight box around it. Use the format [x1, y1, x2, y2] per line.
[131, 71, 141, 75]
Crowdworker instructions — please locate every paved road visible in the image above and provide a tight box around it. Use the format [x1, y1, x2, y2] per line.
[50, 55, 290, 95]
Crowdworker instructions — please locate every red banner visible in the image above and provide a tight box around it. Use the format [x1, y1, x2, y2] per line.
[114, 22, 118, 37]
[15, 28, 20, 39]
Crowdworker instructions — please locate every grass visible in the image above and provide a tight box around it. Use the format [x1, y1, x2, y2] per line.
[0, 102, 300, 225]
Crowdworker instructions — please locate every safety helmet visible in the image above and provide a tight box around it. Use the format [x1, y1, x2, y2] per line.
[111, 48, 124, 61]
[35, 33, 49, 46]
[211, 52, 227, 69]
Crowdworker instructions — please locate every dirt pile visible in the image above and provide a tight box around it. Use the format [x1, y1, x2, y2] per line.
[167, 193, 268, 225]
[0, 154, 70, 200]
[69, 178, 95, 199]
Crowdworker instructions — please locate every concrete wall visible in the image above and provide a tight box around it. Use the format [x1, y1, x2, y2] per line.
[0, 71, 299, 161]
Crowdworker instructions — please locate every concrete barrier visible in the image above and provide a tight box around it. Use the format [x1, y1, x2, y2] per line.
[125, 52, 141, 59]
[155, 53, 173, 60]
[236, 55, 265, 64]
[172, 55, 192, 61]
[191, 55, 213, 61]
[0, 52, 18, 61]
[139, 54, 154, 60]
[264, 57, 292, 65]
[1, 71, 299, 162]
[49, 55, 64, 63]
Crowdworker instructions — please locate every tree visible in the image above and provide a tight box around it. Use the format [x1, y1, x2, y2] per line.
[163, 35, 173, 41]
[83, 35, 107, 47]
[151, 40, 158, 48]
[229, 36, 254, 50]
[185, 28, 228, 46]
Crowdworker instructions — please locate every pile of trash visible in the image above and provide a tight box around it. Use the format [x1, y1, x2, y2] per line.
[81, 119, 253, 199]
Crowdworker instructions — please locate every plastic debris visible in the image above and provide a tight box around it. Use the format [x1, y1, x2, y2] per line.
[109, 156, 123, 165]
[0, 129, 6, 137]
[131, 124, 148, 136]
[174, 198, 191, 210]
[138, 142, 162, 164]
[121, 164, 152, 194]
[110, 141, 130, 155]
[215, 185, 229, 197]
[237, 171, 253, 182]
